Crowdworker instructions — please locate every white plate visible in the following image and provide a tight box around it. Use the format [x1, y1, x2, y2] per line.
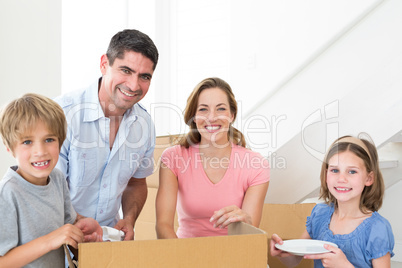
[275, 239, 338, 256]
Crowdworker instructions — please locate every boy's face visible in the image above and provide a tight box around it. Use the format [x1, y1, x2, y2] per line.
[10, 120, 60, 185]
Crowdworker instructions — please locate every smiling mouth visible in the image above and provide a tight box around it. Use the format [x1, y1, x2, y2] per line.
[118, 87, 139, 97]
[205, 125, 221, 132]
[335, 187, 352, 192]
[32, 160, 49, 167]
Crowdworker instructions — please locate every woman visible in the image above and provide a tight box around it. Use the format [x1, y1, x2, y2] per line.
[156, 77, 270, 239]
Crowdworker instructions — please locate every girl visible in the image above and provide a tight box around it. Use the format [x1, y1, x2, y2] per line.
[270, 135, 394, 267]
[155, 77, 269, 239]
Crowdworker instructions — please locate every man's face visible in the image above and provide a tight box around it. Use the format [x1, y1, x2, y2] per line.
[99, 51, 154, 116]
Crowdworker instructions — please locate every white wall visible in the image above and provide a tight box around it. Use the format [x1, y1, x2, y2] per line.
[382, 181, 402, 261]
[0, 0, 61, 174]
[156, 0, 378, 137]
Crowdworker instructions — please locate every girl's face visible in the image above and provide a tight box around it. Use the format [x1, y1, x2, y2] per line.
[326, 151, 374, 206]
[195, 87, 234, 146]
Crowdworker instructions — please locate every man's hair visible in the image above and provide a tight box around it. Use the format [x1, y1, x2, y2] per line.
[106, 29, 159, 70]
[0, 93, 67, 151]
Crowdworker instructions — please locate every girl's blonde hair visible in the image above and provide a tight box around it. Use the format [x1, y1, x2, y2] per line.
[319, 135, 384, 213]
[178, 77, 246, 148]
[0, 93, 67, 151]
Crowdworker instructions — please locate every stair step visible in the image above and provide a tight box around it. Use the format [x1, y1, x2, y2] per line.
[379, 160, 398, 169]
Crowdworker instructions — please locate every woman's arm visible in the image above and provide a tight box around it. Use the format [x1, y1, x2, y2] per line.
[155, 165, 179, 239]
[210, 181, 269, 229]
[241, 181, 269, 226]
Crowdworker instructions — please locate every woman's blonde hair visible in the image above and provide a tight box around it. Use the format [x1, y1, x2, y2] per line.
[0, 93, 67, 151]
[178, 77, 246, 148]
[319, 135, 384, 213]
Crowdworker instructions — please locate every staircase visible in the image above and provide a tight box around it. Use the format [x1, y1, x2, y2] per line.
[241, 0, 402, 262]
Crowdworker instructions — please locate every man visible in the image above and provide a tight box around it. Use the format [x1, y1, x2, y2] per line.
[55, 29, 158, 240]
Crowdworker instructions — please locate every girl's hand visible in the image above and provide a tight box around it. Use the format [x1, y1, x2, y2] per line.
[209, 205, 252, 229]
[304, 244, 354, 268]
[45, 224, 84, 250]
[270, 234, 293, 257]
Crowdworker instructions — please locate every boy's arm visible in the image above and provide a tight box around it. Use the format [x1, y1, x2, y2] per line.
[0, 224, 83, 267]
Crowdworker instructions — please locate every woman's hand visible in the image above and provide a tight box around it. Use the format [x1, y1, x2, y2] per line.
[304, 244, 354, 268]
[209, 205, 252, 229]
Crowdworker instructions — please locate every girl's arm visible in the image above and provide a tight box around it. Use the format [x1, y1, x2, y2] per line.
[155, 165, 179, 239]
[372, 252, 391, 268]
[210, 181, 269, 229]
[0, 223, 83, 268]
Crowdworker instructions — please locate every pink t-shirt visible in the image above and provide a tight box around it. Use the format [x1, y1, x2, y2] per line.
[161, 144, 270, 238]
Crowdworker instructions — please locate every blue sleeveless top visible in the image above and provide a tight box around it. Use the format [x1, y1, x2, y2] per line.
[306, 203, 394, 267]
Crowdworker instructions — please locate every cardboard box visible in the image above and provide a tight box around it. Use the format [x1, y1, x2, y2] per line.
[78, 222, 268, 268]
[126, 136, 316, 267]
[259, 203, 316, 268]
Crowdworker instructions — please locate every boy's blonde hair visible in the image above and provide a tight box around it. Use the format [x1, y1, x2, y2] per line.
[319, 135, 384, 213]
[0, 93, 66, 151]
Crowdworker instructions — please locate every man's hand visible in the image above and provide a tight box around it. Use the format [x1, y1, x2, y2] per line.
[113, 219, 134, 240]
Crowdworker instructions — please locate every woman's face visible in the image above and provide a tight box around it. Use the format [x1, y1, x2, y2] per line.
[194, 87, 234, 146]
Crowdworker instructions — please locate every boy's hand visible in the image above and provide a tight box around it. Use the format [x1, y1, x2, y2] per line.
[75, 218, 103, 242]
[46, 224, 84, 250]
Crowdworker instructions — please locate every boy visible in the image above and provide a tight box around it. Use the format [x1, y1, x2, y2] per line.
[0, 93, 102, 267]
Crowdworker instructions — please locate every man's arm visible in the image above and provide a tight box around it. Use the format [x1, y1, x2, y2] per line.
[114, 177, 148, 240]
